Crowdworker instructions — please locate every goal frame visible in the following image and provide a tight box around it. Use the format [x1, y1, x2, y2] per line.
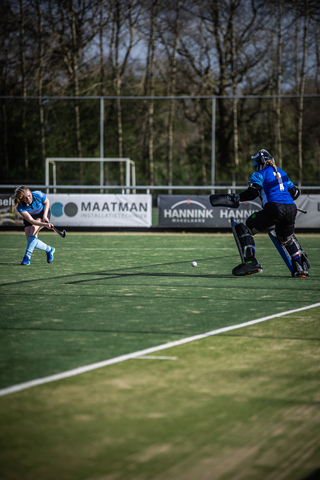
[45, 157, 136, 193]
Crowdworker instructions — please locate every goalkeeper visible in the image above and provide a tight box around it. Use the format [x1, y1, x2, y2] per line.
[212, 149, 309, 277]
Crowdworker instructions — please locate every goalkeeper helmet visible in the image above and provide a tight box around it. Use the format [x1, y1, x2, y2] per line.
[252, 149, 274, 169]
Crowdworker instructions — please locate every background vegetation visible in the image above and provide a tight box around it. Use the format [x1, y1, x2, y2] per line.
[1, 0, 320, 188]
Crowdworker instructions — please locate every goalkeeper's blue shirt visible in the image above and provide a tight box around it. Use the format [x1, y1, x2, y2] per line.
[250, 166, 295, 207]
[16, 191, 46, 216]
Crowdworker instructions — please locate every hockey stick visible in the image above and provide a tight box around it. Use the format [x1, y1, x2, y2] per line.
[52, 225, 66, 238]
[298, 207, 307, 214]
[269, 206, 307, 272]
[268, 231, 293, 274]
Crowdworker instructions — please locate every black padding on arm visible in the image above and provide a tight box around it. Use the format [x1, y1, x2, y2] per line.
[209, 194, 239, 208]
[239, 184, 261, 202]
[289, 186, 300, 200]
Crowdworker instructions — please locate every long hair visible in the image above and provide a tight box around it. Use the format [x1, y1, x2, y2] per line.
[14, 186, 29, 206]
[264, 159, 281, 179]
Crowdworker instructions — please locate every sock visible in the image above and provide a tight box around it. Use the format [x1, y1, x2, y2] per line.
[25, 235, 51, 258]
[35, 238, 51, 253]
[25, 235, 38, 258]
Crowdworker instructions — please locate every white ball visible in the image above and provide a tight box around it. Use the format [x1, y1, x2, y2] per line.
[191, 261, 197, 267]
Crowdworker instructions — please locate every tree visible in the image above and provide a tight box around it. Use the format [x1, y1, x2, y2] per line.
[107, 0, 142, 183]
[0, 0, 320, 187]
[157, 0, 182, 189]
[271, 0, 283, 167]
[46, 1, 100, 152]
[34, 0, 47, 167]
[141, 0, 161, 186]
[0, 1, 14, 176]
[177, 0, 270, 182]
[19, 0, 29, 169]
[293, 1, 309, 185]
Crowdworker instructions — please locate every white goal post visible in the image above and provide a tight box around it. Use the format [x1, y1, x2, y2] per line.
[45, 157, 136, 193]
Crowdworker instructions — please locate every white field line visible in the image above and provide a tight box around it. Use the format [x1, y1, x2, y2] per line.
[135, 356, 177, 360]
[1, 302, 320, 397]
[0, 247, 233, 251]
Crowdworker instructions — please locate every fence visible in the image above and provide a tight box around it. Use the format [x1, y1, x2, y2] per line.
[1, 94, 320, 188]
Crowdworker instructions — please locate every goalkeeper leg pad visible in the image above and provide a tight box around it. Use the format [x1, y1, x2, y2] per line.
[284, 236, 310, 277]
[290, 235, 311, 270]
[231, 221, 262, 276]
[234, 223, 256, 262]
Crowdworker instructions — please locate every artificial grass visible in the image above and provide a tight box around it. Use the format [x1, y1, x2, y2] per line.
[0, 232, 319, 479]
[0, 232, 319, 388]
[0, 311, 319, 480]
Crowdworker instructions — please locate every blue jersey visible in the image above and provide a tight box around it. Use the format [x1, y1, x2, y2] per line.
[17, 191, 46, 216]
[250, 166, 295, 207]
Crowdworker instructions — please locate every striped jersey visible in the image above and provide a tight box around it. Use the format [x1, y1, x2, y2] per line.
[16, 191, 46, 216]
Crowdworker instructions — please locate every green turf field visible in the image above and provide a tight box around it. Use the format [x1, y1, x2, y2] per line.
[0, 231, 319, 480]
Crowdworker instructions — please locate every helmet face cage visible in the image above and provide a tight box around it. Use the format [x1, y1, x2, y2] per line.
[252, 149, 274, 168]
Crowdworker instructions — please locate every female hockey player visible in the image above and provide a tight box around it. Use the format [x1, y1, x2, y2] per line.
[227, 149, 310, 277]
[14, 186, 55, 265]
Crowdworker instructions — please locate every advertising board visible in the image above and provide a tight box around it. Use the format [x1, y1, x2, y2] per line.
[158, 194, 320, 228]
[1, 192, 319, 229]
[48, 194, 152, 227]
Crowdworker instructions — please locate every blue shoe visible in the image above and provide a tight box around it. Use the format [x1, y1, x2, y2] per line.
[47, 247, 55, 264]
[21, 255, 30, 265]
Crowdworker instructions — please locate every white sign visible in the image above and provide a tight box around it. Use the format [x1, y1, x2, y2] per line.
[48, 194, 152, 227]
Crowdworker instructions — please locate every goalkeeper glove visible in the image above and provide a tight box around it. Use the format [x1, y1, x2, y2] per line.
[228, 194, 240, 207]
